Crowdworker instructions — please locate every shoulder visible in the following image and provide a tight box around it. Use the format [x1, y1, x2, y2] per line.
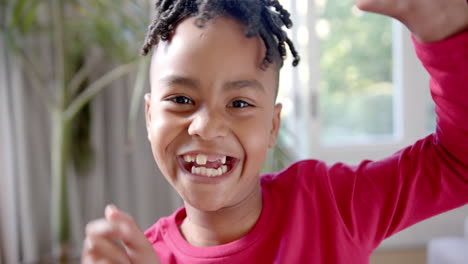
[260, 158, 391, 195]
[144, 216, 166, 245]
[260, 159, 331, 194]
[144, 207, 184, 245]
[261, 159, 362, 182]
[261, 159, 326, 181]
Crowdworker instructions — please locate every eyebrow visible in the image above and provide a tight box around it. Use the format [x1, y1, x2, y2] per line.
[224, 79, 265, 94]
[159, 75, 265, 94]
[159, 75, 200, 89]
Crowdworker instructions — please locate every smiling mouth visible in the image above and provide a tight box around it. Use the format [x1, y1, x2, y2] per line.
[178, 153, 238, 177]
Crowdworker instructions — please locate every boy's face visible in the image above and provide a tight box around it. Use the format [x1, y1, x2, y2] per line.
[145, 16, 281, 212]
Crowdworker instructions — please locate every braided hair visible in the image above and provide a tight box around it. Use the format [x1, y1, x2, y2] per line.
[141, 0, 300, 69]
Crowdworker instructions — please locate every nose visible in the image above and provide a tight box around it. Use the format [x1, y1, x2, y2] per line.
[188, 108, 228, 140]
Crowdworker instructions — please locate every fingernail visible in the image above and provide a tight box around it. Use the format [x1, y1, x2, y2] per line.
[105, 204, 118, 217]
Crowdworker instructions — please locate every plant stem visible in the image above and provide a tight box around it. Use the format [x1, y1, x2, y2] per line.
[51, 0, 66, 94]
[64, 61, 138, 121]
[68, 57, 96, 97]
[51, 109, 72, 252]
[50, 0, 70, 257]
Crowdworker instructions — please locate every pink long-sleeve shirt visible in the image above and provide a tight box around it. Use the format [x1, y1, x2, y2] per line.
[145, 32, 468, 263]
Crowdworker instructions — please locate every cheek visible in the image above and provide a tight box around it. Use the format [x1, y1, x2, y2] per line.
[240, 117, 272, 168]
[149, 111, 184, 165]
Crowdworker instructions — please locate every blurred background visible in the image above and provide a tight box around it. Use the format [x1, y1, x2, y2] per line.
[0, 0, 466, 263]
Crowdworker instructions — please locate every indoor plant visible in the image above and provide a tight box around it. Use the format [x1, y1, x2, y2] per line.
[1, 0, 150, 261]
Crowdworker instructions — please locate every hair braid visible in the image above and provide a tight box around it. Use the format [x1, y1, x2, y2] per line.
[141, 0, 300, 68]
[266, 0, 293, 28]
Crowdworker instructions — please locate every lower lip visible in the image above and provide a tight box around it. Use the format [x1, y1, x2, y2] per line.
[176, 158, 238, 184]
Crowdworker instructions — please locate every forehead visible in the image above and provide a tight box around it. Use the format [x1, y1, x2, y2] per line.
[150, 16, 277, 94]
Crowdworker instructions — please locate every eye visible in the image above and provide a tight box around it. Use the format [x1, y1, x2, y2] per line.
[168, 95, 193, 105]
[229, 100, 253, 108]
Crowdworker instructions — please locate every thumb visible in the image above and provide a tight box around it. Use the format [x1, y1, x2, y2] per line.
[105, 205, 160, 264]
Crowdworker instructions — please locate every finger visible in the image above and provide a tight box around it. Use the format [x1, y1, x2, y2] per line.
[82, 236, 130, 264]
[104, 205, 148, 249]
[85, 218, 120, 240]
[103, 205, 161, 263]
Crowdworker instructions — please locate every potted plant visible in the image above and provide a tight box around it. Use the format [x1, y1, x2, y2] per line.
[1, 0, 150, 262]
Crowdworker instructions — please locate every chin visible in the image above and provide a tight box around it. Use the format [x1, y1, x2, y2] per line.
[184, 194, 230, 212]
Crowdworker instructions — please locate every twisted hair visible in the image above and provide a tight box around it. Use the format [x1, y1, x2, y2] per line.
[141, 0, 300, 69]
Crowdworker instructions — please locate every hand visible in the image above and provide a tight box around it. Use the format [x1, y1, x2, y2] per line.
[355, 0, 468, 42]
[82, 205, 160, 264]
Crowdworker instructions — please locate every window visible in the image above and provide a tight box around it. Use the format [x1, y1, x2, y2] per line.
[277, 0, 432, 165]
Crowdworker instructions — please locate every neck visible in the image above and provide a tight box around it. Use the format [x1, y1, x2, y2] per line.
[179, 186, 262, 247]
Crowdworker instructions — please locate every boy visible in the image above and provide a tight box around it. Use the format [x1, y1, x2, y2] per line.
[82, 0, 468, 263]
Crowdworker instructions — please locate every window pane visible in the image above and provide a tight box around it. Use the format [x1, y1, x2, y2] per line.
[318, 0, 393, 145]
[427, 100, 436, 133]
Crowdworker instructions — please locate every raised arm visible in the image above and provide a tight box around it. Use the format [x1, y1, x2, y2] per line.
[326, 0, 468, 251]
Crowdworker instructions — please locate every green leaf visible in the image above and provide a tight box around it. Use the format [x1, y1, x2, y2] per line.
[22, 0, 42, 32]
[10, 0, 44, 34]
[11, 0, 28, 29]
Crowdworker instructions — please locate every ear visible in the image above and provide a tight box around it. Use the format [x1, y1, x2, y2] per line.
[144, 93, 152, 142]
[268, 103, 282, 148]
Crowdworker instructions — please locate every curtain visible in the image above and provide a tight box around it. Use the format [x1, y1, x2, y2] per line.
[0, 33, 181, 264]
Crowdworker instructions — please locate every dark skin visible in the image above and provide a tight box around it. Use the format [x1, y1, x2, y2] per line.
[81, 1, 468, 263]
[356, 0, 468, 42]
[146, 16, 281, 247]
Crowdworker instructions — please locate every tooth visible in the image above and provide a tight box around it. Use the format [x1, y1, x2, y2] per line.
[196, 154, 207, 165]
[191, 166, 196, 174]
[209, 168, 215, 176]
[217, 167, 223, 175]
[222, 165, 227, 173]
[199, 167, 207, 175]
[221, 156, 226, 164]
[184, 155, 191, 162]
[195, 167, 201, 174]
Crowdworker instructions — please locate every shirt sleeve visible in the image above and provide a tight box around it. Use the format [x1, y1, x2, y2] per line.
[326, 32, 468, 251]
